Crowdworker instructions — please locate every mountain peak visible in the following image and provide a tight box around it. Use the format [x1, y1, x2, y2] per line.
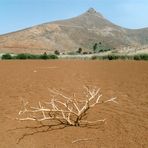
[0, 8, 147, 53]
[85, 8, 104, 18]
[87, 8, 96, 14]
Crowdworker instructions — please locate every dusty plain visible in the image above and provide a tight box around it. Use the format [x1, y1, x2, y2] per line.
[0, 60, 147, 148]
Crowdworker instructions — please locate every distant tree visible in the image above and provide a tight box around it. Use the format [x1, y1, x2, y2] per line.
[77, 48, 82, 54]
[93, 43, 98, 53]
[54, 50, 60, 55]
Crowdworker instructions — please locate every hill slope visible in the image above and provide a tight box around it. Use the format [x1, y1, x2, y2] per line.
[0, 8, 148, 53]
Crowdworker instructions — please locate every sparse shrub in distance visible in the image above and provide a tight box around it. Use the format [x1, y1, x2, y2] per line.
[140, 54, 148, 60]
[134, 54, 148, 60]
[26, 54, 39, 59]
[101, 55, 112, 60]
[14, 53, 39, 60]
[54, 50, 60, 55]
[91, 54, 129, 60]
[133, 55, 140, 60]
[38, 53, 58, 60]
[15, 53, 28, 59]
[107, 54, 119, 60]
[82, 52, 88, 55]
[48, 54, 58, 59]
[91, 55, 97, 60]
[98, 49, 104, 52]
[20, 54, 39, 59]
[2, 53, 13, 60]
[39, 52, 49, 60]
[77, 48, 82, 54]
[98, 48, 111, 53]
[93, 43, 98, 53]
[13, 53, 58, 60]
[14, 53, 41, 60]
[103, 48, 111, 52]
[91, 54, 148, 60]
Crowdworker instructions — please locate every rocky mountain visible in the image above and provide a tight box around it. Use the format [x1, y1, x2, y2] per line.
[0, 8, 148, 54]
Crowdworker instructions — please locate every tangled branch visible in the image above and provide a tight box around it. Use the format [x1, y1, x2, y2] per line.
[17, 86, 117, 127]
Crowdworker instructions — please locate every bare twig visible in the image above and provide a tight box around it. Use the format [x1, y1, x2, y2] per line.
[72, 138, 96, 143]
[16, 86, 117, 143]
[18, 86, 117, 126]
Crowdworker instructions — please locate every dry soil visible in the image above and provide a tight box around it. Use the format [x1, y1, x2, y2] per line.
[0, 60, 147, 148]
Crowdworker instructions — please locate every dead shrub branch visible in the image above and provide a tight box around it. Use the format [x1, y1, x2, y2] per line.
[16, 86, 117, 143]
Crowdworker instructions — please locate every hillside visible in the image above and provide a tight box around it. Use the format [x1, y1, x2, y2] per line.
[0, 8, 148, 54]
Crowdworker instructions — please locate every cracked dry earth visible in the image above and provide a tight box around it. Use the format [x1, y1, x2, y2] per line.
[0, 60, 147, 148]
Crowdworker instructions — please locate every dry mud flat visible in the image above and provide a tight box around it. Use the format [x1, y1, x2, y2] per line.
[0, 60, 147, 148]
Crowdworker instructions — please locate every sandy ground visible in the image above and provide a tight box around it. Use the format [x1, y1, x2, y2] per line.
[0, 60, 147, 148]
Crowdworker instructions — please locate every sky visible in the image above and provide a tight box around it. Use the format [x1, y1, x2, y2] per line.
[0, 0, 148, 35]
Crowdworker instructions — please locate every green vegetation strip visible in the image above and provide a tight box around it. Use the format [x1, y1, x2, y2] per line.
[1, 53, 58, 60]
[91, 54, 148, 60]
[1, 53, 148, 60]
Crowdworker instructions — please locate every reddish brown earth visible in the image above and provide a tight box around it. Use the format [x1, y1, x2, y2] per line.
[0, 60, 147, 148]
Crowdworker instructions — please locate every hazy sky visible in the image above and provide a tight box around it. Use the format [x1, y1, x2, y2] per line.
[0, 0, 148, 34]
